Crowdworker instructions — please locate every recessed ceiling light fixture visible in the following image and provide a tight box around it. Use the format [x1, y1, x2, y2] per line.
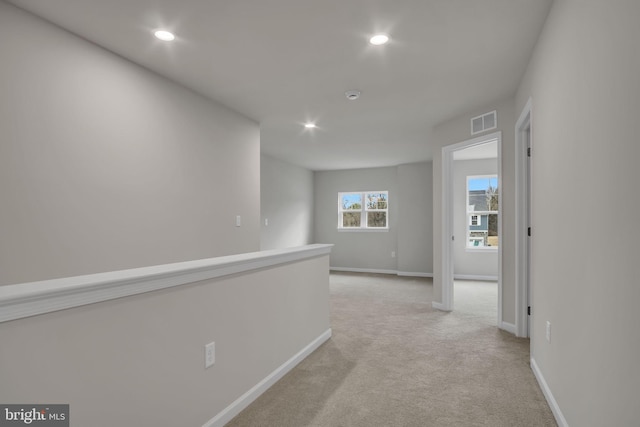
[154, 30, 175, 41]
[304, 123, 317, 129]
[369, 34, 389, 45]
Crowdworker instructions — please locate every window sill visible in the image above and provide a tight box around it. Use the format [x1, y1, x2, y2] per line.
[465, 247, 498, 253]
[338, 228, 389, 232]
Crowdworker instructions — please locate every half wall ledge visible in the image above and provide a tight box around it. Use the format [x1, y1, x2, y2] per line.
[0, 244, 334, 323]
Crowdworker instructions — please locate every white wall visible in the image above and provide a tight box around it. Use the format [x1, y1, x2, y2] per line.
[314, 163, 432, 275]
[515, 0, 640, 425]
[432, 98, 516, 321]
[314, 167, 398, 272]
[0, 252, 331, 427]
[397, 162, 433, 275]
[453, 158, 498, 278]
[0, 3, 260, 286]
[260, 154, 314, 250]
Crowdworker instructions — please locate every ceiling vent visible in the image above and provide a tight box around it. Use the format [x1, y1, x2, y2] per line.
[471, 110, 497, 135]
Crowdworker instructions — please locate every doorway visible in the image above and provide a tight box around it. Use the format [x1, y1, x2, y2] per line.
[441, 131, 503, 328]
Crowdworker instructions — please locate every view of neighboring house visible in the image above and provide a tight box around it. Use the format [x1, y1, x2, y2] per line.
[467, 176, 498, 248]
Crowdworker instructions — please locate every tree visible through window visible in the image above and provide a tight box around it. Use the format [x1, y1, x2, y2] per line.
[467, 176, 498, 248]
[338, 191, 388, 229]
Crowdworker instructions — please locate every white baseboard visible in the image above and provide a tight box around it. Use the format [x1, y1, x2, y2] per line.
[397, 271, 433, 278]
[531, 357, 569, 427]
[499, 321, 516, 335]
[330, 267, 397, 275]
[331, 267, 433, 278]
[203, 329, 332, 427]
[432, 301, 448, 311]
[454, 274, 498, 281]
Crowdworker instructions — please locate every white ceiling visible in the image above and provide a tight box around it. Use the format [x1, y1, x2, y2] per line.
[7, 0, 552, 171]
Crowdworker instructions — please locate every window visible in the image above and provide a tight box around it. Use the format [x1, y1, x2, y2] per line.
[338, 191, 388, 230]
[467, 176, 498, 249]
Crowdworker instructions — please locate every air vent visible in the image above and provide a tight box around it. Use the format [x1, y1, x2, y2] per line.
[471, 110, 497, 135]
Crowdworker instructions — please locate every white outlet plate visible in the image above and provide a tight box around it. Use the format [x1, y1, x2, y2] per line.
[546, 321, 551, 342]
[391, 251, 396, 258]
[236, 215, 241, 227]
[205, 342, 215, 368]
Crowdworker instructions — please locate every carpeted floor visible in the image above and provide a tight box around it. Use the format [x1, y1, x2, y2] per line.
[226, 273, 556, 427]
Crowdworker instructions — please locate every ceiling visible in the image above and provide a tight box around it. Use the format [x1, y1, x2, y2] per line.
[7, 0, 552, 171]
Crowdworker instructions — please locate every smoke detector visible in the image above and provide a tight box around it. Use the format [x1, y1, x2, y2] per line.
[345, 90, 361, 100]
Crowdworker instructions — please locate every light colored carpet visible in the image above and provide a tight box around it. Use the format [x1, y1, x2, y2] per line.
[226, 273, 556, 427]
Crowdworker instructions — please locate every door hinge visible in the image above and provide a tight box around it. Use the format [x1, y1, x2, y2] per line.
[527, 227, 531, 237]
[527, 147, 531, 157]
[528, 306, 531, 316]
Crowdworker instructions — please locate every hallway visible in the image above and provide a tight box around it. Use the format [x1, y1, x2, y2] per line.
[227, 273, 555, 426]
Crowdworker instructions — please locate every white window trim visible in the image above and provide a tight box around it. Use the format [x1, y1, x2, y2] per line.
[466, 175, 498, 252]
[337, 191, 389, 230]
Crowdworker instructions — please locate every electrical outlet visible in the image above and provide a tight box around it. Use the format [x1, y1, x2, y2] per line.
[546, 321, 551, 342]
[265, 218, 269, 226]
[236, 215, 241, 227]
[391, 251, 396, 258]
[205, 342, 215, 368]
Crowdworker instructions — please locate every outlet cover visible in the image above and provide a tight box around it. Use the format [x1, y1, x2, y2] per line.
[205, 342, 215, 368]
[545, 321, 551, 342]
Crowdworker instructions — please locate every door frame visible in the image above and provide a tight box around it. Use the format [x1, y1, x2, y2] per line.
[515, 98, 532, 337]
[441, 131, 502, 326]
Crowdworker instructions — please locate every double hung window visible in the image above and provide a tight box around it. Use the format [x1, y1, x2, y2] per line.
[467, 176, 498, 248]
[338, 191, 388, 230]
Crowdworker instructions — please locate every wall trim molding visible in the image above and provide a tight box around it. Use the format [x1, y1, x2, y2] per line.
[330, 267, 433, 278]
[499, 321, 516, 335]
[0, 244, 334, 323]
[397, 271, 433, 278]
[453, 274, 498, 282]
[330, 267, 397, 275]
[515, 97, 533, 338]
[203, 329, 332, 427]
[531, 357, 569, 427]
[432, 301, 449, 311]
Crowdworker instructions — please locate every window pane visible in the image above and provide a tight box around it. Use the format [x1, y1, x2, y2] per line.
[468, 177, 498, 212]
[487, 214, 498, 247]
[342, 212, 361, 227]
[366, 193, 387, 210]
[341, 193, 362, 210]
[367, 212, 387, 227]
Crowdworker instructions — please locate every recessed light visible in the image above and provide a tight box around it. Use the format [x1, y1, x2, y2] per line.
[304, 123, 317, 129]
[154, 30, 175, 41]
[369, 34, 389, 45]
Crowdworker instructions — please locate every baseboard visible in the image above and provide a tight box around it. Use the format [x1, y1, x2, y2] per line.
[330, 267, 433, 278]
[530, 357, 569, 427]
[499, 321, 516, 335]
[397, 271, 433, 278]
[453, 274, 498, 281]
[330, 267, 397, 275]
[203, 329, 332, 427]
[432, 301, 448, 311]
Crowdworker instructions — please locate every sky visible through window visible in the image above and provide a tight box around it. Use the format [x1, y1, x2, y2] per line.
[341, 193, 362, 209]
[468, 176, 498, 192]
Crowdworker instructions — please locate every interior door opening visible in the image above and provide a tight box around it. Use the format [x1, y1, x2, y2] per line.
[441, 131, 503, 328]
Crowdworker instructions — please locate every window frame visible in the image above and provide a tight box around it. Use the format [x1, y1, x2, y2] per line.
[337, 191, 389, 231]
[466, 175, 498, 251]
